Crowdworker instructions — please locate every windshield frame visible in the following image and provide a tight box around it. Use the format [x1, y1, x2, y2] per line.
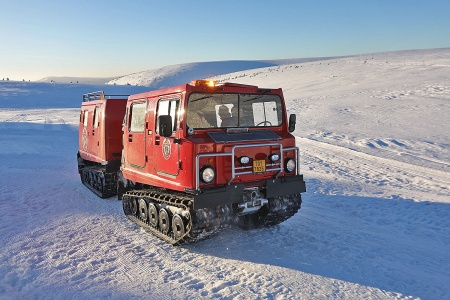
[186, 92, 284, 130]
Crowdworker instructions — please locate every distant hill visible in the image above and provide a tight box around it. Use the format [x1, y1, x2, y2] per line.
[37, 57, 344, 88]
[106, 57, 343, 88]
[38, 76, 118, 85]
[37, 48, 447, 90]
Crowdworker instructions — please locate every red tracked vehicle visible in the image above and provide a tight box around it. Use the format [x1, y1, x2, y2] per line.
[78, 80, 306, 244]
[77, 91, 128, 198]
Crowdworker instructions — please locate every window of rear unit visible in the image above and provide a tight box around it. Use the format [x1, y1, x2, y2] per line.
[83, 110, 88, 127]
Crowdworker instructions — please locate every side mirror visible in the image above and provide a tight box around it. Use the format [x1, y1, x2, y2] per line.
[158, 115, 173, 137]
[288, 114, 296, 133]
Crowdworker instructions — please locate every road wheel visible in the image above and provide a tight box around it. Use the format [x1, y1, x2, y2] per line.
[172, 214, 185, 239]
[130, 198, 138, 216]
[159, 208, 171, 234]
[138, 199, 148, 221]
[148, 203, 158, 227]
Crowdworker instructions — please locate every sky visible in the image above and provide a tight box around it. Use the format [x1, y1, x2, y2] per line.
[1, 0, 449, 81]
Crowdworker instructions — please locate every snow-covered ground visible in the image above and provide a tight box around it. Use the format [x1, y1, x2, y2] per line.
[0, 48, 449, 299]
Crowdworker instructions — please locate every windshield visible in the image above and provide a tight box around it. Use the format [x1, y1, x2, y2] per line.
[187, 93, 283, 129]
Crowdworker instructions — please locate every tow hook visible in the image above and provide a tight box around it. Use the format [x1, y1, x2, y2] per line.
[238, 188, 269, 216]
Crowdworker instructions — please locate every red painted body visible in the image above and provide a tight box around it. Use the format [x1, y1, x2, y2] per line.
[78, 95, 127, 165]
[120, 82, 299, 193]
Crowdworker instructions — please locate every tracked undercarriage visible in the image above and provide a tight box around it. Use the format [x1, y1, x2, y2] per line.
[79, 165, 117, 198]
[122, 188, 302, 245]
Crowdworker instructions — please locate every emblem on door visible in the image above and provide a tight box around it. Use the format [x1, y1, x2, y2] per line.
[162, 138, 171, 160]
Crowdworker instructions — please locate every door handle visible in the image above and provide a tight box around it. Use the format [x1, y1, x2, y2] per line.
[155, 136, 160, 145]
[128, 134, 133, 142]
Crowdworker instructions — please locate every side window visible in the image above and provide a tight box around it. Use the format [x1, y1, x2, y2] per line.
[156, 98, 179, 134]
[93, 106, 100, 129]
[129, 102, 146, 132]
[83, 110, 88, 127]
[122, 107, 128, 129]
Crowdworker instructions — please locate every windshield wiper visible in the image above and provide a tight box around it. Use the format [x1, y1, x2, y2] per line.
[190, 94, 214, 102]
[242, 90, 271, 102]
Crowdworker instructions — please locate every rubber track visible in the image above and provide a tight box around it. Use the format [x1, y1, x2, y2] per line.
[258, 193, 302, 226]
[123, 188, 302, 244]
[79, 166, 117, 198]
[235, 193, 302, 229]
[122, 189, 231, 245]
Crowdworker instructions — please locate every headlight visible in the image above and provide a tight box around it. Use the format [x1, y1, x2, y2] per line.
[285, 158, 296, 173]
[239, 156, 250, 164]
[200, 166, 215, 183]
[269, 154, 280, 162]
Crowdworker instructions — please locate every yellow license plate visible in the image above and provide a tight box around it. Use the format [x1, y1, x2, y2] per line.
[253, 160, 266, 174]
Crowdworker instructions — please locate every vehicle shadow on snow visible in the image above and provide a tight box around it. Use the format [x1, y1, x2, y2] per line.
[184, 187, 450, 299]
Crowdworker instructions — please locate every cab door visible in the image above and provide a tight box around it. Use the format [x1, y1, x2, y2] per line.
[125, 101, 147, 168]
[153, 97, 180, 177]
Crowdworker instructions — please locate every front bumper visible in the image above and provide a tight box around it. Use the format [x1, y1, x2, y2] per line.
[193, 174, 306, 209]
